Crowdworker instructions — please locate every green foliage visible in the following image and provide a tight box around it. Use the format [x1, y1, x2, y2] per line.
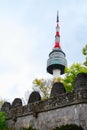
[33, 78, 51, 99]
[82, 44, 87, 66]
[32, 63, 87, 98]
[21, 126, 37, 130]
[0, 112, 9, 130]
[63, 63, 87, 92]
[52, 124, 83, 130]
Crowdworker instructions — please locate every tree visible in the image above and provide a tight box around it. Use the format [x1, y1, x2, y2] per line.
[63, 63, 87, 92]
[82, 44, 87, 66]
[32, 63, 87, 99]
[0, 112, 9, 130]
[33, 79, 51, 99]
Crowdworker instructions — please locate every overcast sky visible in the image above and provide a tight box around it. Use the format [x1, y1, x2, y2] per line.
[0, 0, 87, 103]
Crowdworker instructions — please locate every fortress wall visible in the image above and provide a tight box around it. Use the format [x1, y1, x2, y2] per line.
[8, 103, 87, 130]
[6, 89, 87, 130]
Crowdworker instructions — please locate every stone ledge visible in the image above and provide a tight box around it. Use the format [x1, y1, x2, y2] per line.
[6, 88, 87, 119]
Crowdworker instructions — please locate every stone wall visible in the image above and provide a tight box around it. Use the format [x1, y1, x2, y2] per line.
[1, 73, 87, 130]
[9, 103, 87, 130]
[3, 89, 87, 130]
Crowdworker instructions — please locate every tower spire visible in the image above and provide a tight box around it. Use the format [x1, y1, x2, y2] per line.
[47, 12, 67, 79]
[54, 11, 60, 48]
[57, 11, 59, 22]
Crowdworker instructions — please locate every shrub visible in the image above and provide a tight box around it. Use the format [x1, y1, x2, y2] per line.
[0, 112, 9, 130]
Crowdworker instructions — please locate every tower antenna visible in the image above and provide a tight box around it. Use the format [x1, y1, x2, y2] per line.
[47, 12, 67, 79]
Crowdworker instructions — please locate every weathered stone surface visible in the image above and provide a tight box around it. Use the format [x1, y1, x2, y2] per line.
[28, 91, 41, 104]
[50, 82, 66, 97]
[5, 73, 87, 130]
[6, 88, 87, 130]
[1, 102, 11, 112]
[74, 73, 87, 91]
[12, 98, 22, 108]
[6, 89, 87, 115]
[7, 103, 87, 130]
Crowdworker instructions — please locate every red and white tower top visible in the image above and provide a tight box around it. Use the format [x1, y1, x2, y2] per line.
[54, 11, 60, 48]
[47, 12, 67, 78]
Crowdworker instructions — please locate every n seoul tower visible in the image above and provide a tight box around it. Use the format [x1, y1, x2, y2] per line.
[47, 12, 67, 79]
